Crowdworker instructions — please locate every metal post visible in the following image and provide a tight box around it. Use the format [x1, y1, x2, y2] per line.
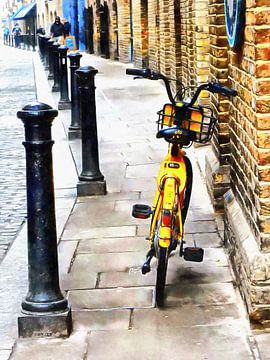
[47, 39, 55, 80]
[21, 35, 25, 49]
[44, 36, 50, 70]
[58, 46, 71, 110]
[68, 52, 82, 139]
[27, 34, 31, 51]
[17, 102, 72, 338]
[32, 34, 36, 52]
[38, 35, 45, 63]
[76, 66, 106, 196]
[52, 42, 60, 92]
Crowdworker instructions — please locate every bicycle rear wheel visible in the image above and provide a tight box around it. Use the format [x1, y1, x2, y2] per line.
[156, 246, 169, 307]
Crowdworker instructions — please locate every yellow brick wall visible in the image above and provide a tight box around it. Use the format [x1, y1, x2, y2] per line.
[229, 2, 270, 250]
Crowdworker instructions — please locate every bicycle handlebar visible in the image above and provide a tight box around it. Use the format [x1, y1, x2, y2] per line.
[126, 68, 238, 106]
[208, 82, 238, 97]
[126, 68, 151, 77]
[126, 68, 175, 103]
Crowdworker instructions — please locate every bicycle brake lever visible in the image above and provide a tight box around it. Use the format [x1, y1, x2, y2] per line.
[133, 76, 144, 80]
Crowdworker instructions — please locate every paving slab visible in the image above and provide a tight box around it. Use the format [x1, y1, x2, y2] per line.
[125, 163, 160, 178]
[99, 264, 232, 289]
[86, 325, 253, 360]
[255, 333, 270, 360]
[132, 303, 244, 329]
[164, 283, 237, 307]
[70, 252, 146, 274]
[68, 287, 154, 310]
[62, 225, 137, 240]
[193, 232, 223, 248]
[0, 350, 12, 360]
[76, 191, 140, 203]
[76, 236, 148, 254]
[72, 309, 131, 332]
[64, 200, 142, 228]
[121, 177, 156, 192]
[60, 270, 98, 291]
[120, 150, 153, 165]
[10, 332, 88, 360]
[184, 220, 217, 234]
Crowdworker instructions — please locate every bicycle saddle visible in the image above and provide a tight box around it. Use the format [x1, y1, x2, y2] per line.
[156, 127, 190, 139]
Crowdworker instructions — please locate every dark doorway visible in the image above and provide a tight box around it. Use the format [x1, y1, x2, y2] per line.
[100, 2, 110, 58]
[85, 6, 94, 53]
[112, 0, 119, 60]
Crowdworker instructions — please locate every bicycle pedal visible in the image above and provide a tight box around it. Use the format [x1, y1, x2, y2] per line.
[132, 204, 152, 219]
[183, 247, 204, 262]
[141, 262, 151, 275]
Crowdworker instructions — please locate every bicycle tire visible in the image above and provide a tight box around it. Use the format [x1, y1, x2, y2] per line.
[156, 246, 168, 307]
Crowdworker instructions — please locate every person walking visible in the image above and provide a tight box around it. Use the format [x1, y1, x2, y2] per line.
[50, 16, 64, 42]
[62, 19, 71, 38]
[12, 23, 22, 48]
[3, 26, 10, 44]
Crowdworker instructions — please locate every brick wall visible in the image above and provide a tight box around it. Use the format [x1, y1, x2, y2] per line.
[229, 1, 270, 247]
[148, 0, 160, 70]
[194, 0, 210, 106]
[118, 0, 132, 62]
[132, 0, 149, 67]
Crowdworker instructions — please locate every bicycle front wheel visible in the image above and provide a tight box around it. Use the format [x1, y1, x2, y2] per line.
[156, 246, 169, 307]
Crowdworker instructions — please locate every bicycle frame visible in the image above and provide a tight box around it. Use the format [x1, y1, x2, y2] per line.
[150, 144, 187, 249]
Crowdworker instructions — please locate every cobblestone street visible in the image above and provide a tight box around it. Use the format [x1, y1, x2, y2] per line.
[0, 45, 36, 262]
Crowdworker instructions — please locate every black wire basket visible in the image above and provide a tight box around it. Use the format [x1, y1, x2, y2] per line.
[157, 103, 217, 144]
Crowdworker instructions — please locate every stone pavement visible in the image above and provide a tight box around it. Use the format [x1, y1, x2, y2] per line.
[1, 49, 269, 359]
[0, 45, 36, 262]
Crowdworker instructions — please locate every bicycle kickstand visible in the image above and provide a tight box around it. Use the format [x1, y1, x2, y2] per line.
[141, 247, 155, 275]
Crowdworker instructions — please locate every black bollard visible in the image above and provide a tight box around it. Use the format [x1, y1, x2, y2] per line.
[76, 66, 106, 196]
[47, 39, 55, 80]
[31, 34, 36, 51]
[26, 34, 31, 51]
[44, 36, 51, 70]
[58, 46, 71, 110]
[52, 42, 60, 92]
[17, 102, 72, 338]
[68, 51, 82, 139]
[38, 35, 45, 63]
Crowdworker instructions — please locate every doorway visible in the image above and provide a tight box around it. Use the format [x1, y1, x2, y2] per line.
[100, 2, 110, 58]
[85, 6, 94, 53]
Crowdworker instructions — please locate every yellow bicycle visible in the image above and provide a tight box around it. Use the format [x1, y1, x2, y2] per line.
[126, 68, 237, 306]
